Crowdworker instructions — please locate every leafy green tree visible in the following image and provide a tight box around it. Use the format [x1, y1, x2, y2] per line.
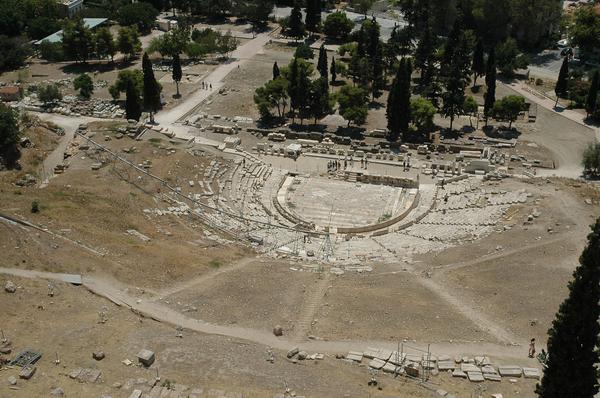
[585, 70, 599, 117]
[216, 30, 238, 58]
[288, 3, 305, 41]
[38, 84, 62, 104]
[39, 40, 64, 62]
[484, 47, 496, 124]
[74, 73, 94, 99]
[330, 56, 337, 84]
[142, 53, 162, 121]
[569, 5, 600, 56]
[95, 28, 116, 61]
[294, 43, 314, 59]
[117, 27, 142, 61]
[0, 102, 20, 167]
[509, 0, 561, 49]
[254, 77, 289, 120]
[117, 2, 159, 34]
[415, 14, 438, 90]
[582, 143, 600, 177]
[471, 38, 485, 87]
[496, 37, 529, 76]
[554, 56, 569, 106]
[492, 95, 525, 128]
[125, 79, 142, 121]
[337, 85, 368, 127]
[62, 18, 93, 62]
[148, 25, 191, 58]
[410, 97, 436, 133]
[323, 12, 353, 42]
[272, 61, 280, 80]
[109, 69, 143, 100]
[0, 35, 31, 71]
[234, 0, 274, 32]
[473, 0, 511, 47]
[371, 43, 385, 100]
[27, 16, 60, 41]
[351, 0, 374, 16]
[463, 95, 478, 127]
[536, 218, 600, 397]
[305, 0, 321, 34]
[172, 53, 182, 97]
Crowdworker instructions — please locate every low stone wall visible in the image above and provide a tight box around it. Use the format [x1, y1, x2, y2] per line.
[355, 173, 419, 189]
[336, 191, 420, 234]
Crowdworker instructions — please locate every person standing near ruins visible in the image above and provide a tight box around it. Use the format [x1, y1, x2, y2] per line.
[529, 338, 536, 358]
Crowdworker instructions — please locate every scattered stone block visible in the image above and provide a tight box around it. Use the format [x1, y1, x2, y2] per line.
[523, 367, 541, 379]
[19, 366, 36, 380]
[137, 349, 155, 367]
[481, 365, 496, 374]
[272, 325, 283, 336]
[368, 358, 386, 370]
[297, 351, 307, 360]
[346, 351, 363, 362]
[484, 373, 502, 382]
[93, 351, 105, 361]
[50, 387, 65, 396]
[286, 347, 299, 358]
[129, 390, 142, 398]
[438, 361, 455, 371]
[467, 371, 484, 382]
[4, 281, 16, 293]
[363, 347, 380, 359]
[460, 363, 480, 373]
[382, 362, 400, 373]
[452, 369, 467, 379]
[498, 366, 522, 377]
[7, 376, 17, 385]
[436, 389, 448, 397]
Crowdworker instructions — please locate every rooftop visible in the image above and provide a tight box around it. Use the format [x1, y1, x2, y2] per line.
[35, 18, 107, 45]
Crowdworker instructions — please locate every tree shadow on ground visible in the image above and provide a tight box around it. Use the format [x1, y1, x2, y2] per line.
[335, 126, 365, 139]
[59, 59, 137, 74]
[482, 124, 521, 139]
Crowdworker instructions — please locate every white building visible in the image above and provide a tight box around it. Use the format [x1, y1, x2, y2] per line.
[59, 0, 84, 17]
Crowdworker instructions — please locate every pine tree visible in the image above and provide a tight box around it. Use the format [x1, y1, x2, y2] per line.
[125, 80, 142, 121]
[317, 44, 328, 81]
[441, 25, 471, 131]
[287, 57, 310, 124]
[536, 218, 600, 398]
[305, 0, 321, 34]
[273, 61, 280, 80]
[309, 77, 331, 124]
[585, 70, 599, 117]
[484, 47, 496, 125]
[330, 57, 337, 84]
[415, 17, 437, 89]
[172, 53, 182, 98]
[472, 39, 485, 87]
[555, 56, 569, 107]
[399, 58, 412, 140]
[142, 52, 162, 122]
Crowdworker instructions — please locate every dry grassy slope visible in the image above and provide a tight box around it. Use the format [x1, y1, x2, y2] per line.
[0, 123, 249, 289]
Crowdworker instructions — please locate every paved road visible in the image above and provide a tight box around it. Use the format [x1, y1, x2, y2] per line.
[154, 31, 274, 139]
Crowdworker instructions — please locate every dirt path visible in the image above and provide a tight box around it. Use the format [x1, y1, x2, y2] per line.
[292, 270, 332, 342]
[0, 266, 536, 361]
[35, 114, 102, 187]
[152, 256, 256, 299]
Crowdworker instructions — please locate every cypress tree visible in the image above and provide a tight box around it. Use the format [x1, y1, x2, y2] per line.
[585, 70, 599, 117]
[142, 52, 162, 122]
[472, 39, 485, 87]
[536, 218, 600, 398]
[399, 58, 412, 139]
[330, 56, 337, 84]
[555, 56, 569, 107]
[288, 2, 305, 41]
[273, 61, 280, 80]
[125, 80, 141, 121]
[484, 47, 496, 124]
[305, 0, 321, 34]
[172, 53, 182, 98]
[371, 42, 385, 100]
[317, 44, 328, 81]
